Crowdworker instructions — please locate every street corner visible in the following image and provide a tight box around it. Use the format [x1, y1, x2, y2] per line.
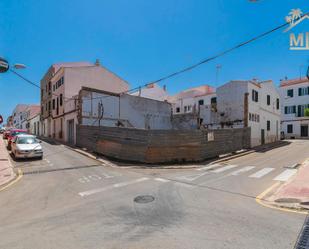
[256, 159, 309, 214]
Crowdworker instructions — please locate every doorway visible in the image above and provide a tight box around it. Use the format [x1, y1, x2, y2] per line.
[261, 129, 265, 145]
[301, 125, 308, 137]
[67, 119, 74, 144]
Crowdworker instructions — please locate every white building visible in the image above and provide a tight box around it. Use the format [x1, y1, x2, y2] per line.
[130, 83, 169, 101]
[168, 85, 216, 114]
[79, 87, 172, 130]
[40, 60, 130, 145]
[12, 104, 28, 129]
[28, 114, 41, 136]
[216, 80, 281, 147]
[279, 77, 309, 139]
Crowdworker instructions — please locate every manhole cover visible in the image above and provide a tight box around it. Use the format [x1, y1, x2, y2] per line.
[134, 195, 155, 204]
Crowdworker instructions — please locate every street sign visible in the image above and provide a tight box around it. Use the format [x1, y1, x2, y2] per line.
[0, 57, 9, 73]
[0, 115, 3, 124]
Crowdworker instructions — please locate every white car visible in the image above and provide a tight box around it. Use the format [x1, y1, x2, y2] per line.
[11, 134, 43, 159]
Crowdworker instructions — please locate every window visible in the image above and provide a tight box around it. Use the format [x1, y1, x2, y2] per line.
[284, 106, 296, 114]
[211, 97, 217, 104]
[249, 113, 252, 121]
[53, 85, 55, 91]
[48, 101, 51, 111]
[257, 114, 260, 123]
[52, 99, 55, 110]
[267, 120, 270, 131]
[46, 103, 48, 111]
[176, 107, 180, 113]
[298, 87, 309, 96]
[267, 95, 270, 105]
[287, 124, 293, 133]
[198, 100, 204, 105]
[252, 90, 258, 102]
[276, 98, 280, 110]
[184, 106, 187, 112]
[187, 106, 192, 112]
[287, 89, 293, 98]
[60, 94, 63, 106]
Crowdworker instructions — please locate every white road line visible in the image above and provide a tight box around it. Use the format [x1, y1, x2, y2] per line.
[212, 164, 238, 173]
[154, 178, 170, 183]
[196, 163, 222, 171]
[176, 172, 209, 181]
[175, 182, 194, 188]
[78, 177, 149, 197]
[249, 168, 275, 178]
[273, 169, 297, 182]
[230, 166, 255, 176]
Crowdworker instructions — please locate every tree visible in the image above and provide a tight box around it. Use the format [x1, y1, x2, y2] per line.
[305, 108, 309, 117]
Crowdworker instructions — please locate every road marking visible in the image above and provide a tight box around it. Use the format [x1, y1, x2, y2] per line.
[230, 166, 255, 176]
[154, 178, 170, 183]
[249, 168, 275, 178]
[0, 169, 23, 192]
[212, 164, 238, 173]
[273, 169, 297, 182]
[256, 182, 308, 215]
[176, 171, 209, 181]
[196, 163, 222, 171]
[175, 182, 194, 188]
[78, 177, 149, 197]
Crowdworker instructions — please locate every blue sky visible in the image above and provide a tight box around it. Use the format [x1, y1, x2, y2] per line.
[0, 0, 308, 121]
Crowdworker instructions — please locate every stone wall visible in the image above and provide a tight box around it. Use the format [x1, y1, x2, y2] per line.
[76, 125, 251, 164]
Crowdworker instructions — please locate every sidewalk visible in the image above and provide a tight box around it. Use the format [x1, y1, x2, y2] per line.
[0, 138, 16, 187]
[269, 159, 309, 210]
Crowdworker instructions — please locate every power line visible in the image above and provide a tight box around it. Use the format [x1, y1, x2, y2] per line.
[10, 14, 304, 103]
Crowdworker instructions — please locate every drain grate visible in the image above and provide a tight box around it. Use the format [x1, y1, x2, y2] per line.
[134, 195, 155, 204]
[295, 216, 309, 249]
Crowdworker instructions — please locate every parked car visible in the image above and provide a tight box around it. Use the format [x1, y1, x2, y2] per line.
[3, 128, 12, 139]
[11, 134, 43, 159]
[7, 129, 28, 150]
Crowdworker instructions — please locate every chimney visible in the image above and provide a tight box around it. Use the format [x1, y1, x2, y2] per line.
[95, 59, 100, 66]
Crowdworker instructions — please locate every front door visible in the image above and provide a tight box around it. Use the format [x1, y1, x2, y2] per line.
[261, 129, 265, 145]
[68, 119, 74, 144]
[301, 125, 308, 137]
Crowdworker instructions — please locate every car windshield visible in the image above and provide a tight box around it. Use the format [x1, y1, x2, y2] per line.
[17, 137, 38, 144]
[11, 131, 26, 136]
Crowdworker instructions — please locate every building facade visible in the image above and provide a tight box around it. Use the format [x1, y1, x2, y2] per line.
[12, 104, 29, 129]
[216, 80, 281, 147]
[279, 77, 309, 139]
[130, 83, 169, 101]
[79, 87, 172, 130]
[40, 61, 130, 145]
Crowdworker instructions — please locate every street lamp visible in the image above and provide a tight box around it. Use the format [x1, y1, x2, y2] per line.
[0, 57, 26, 73]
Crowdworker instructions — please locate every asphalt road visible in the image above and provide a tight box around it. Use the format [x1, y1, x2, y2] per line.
[0, 139, 308, 249]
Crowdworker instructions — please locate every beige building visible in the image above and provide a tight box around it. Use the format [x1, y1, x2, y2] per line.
[40, 60, 129, 144]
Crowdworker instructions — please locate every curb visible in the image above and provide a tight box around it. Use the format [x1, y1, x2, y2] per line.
[256, 158, 309, 214]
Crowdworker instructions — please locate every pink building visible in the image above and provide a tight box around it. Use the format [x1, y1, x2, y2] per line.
[40, 60, 129, 144]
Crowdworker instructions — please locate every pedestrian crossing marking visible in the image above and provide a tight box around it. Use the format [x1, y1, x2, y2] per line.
[273, 169, 297, 182]
[249, 168, 275, 178]
[212, 164, 238, 173]
[230, 166, 255, 176]
[196, 163, 222, 171]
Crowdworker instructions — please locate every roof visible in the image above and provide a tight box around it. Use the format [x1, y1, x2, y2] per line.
[170, 84, 215, 100]
[280, 77, 309, 87]
[52, 62, 93, 72]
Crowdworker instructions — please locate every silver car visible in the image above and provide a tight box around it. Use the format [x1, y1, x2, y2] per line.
[11, 135, 43, 159]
